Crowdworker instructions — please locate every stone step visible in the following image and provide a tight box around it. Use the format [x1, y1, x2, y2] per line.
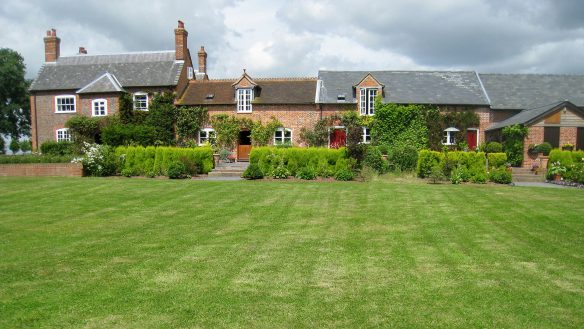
[512, 174, 546, 183]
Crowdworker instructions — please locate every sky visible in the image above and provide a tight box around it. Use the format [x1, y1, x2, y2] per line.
[2, 0, 584, 79]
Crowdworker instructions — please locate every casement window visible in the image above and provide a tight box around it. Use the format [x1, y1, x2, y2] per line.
[359, 88, 377, 116]
[236, 88, 253, 113]
[92, 99, 107, 116]
[198, 128, 216, 145]
[55, 95, 76, 113]
[362, 127, 371, 144]
[56, 128, 71, 142]
[443, 127, 460, 146]
[133, 92, 149, 111]
[274, 128, 292, 145]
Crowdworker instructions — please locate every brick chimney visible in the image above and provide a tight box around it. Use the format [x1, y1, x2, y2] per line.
[197, 46, 207, 74]
[78, 47, 87, 55]
[174, 20, 188, 61]
[44, 29, 60, 62]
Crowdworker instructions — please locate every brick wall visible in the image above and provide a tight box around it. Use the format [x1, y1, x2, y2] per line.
[523, 126, 544, 167]
[560, 127, 578, 147]
[0, 163, 83, 177]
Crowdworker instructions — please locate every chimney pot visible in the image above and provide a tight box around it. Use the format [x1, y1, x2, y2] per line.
[197, 45, 207, 77]
[51, 28, 57, 37]
[78, 47, 87, 55]
[44, 28, 61, 62]
[178, 20, 184, 29]
[174, 20, 188, 61]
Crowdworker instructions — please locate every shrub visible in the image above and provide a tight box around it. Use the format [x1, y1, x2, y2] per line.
[167, 161, 188, 179]
[362, 146, 387, 174]
[388, 145, 418, 171]
[0, 137, 4, 154]
[249, 147, 347, 178]
[536, 142, 552, 156]
[9, 138, 20, 154]
[334, 168, 355, 181]
[272, 164, 290, 179]
[572, 150, 584, 163]
[115, 146, 213, 176]
[548, 149, 574, 167]
[470, 172, 488, 184]
[502, 124, 528, 167]
[359, 165, 378, 182]
[450, 165, 464, 184]
[487, 153, 507, 169]
[40, 141, 76, 156]
[417, 150, 444, 178]
[19, 140, 31, 153]
[101, 123, 157, 147]
[74, 142, 118, 177]
[428, 165, 445, 184]
[484, 141, 503, 153]
[242, 163, 264, 180]
[295, 166, 317, 180]
[0, 154, 74, 164]
[489, 168, 512, 184]
[65, 115, 103, 145]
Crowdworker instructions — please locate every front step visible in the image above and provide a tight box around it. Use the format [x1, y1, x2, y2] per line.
[511, 168, 546, 183]
[208, 161, 249, 178]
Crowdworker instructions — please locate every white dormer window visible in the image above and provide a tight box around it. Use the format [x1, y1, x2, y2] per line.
[56, 128, 71, 142]
[236, 88, 253, 113]
[187, 67, 194, 80]
[274, 128, 292, 145]
[92, 99, 107, 116]
[359, 88, 377, 116]
[198, 128, 216, 145]
[443, 127, 460, 146]
[55, 95, 76, 113]
[133, 92, 148, 111]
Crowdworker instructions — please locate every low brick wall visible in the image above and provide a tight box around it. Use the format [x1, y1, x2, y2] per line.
[0, 163, 83, 177]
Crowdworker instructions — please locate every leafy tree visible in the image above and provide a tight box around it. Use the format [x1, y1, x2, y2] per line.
[341, 111, 367, 163]
[502, 124, 528, 167]
[9, 138, 20, 154]
[211, 114, 241, 150]
[0, 48, 30, 138]
[65, 115, 103, 145]
[19, 139, 31, 153]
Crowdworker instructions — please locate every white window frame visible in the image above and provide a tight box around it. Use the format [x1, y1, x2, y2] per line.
[133, 92, 149, 111]
[362, 127, 371, 144]
[198, 128, 216, 145]
[92, 99, 108, 117]
[274, 128, 292, 145]
[55, 95, 76, 113]
[359, 88, 377, 116]
[56, 128, 71, 142]
[236, 88, 253, 113]
[187, 67, 194, 80]
[443, 128, 459, 146]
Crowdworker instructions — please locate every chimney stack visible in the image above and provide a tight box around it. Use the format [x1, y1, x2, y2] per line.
[44, 28, 60, 62]
[198, 46, 207, 76]
[174, 20, 188, 61]
[78, 47, 87, 55]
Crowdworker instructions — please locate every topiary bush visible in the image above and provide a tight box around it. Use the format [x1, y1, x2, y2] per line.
[417, 150, 444, 178]
[250, 147, 347, 179]
[487, 153, 507, 169]
[115, 146, 213, 177]
[484, 141, 503, 153]
[242, 163, 264, 180]
[548, 149, 574, 167]
[167, 161, 187, 179]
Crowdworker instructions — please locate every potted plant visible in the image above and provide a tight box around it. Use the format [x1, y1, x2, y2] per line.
[562, 143, 574, 151]
[548, 161, 566, 182]
[219, 148, 233, 163]
[531, 161, 540, 173]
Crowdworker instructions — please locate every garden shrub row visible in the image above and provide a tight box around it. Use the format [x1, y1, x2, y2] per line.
[417, 150, 509, 184]
[115, 146, 213, 177]
[40, 141, 76, 156]
[547, 149, 584, 185]
[548, 149, 584, 167]
[249, 147, 349, 179]
[0, 154, 74, 164]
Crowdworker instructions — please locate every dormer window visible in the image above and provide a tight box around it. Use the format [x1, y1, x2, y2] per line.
[236, 88, 253, 113]
[359, 88, 377, 116]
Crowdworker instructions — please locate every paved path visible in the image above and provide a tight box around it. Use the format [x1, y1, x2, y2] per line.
[194, 176, 243, 181]
[512, 182, 571, 188]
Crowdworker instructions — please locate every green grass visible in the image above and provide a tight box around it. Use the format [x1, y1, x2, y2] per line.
[0, 177, 583, 328]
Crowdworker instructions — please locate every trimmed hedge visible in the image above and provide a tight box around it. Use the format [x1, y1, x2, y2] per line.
[115, 146, 213, 176]
[549, 149, 584, 166]
[417, 150, 489, 183]
[250, 147, 348, 178]
[416, 150, 444, 178]
[0, 154, 74, 164]
[487, 153, 507, 169]
[40, 141, 76, 156]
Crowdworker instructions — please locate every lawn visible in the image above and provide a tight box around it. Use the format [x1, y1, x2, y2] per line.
[0, 177, 583, 328]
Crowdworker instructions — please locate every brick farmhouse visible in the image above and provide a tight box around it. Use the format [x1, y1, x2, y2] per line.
[30, 21, 584, 166]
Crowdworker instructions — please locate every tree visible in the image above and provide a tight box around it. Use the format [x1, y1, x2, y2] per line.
[0, 48, 30, 138]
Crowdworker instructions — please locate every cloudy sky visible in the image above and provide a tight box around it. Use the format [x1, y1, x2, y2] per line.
[2, 0, 584, 79]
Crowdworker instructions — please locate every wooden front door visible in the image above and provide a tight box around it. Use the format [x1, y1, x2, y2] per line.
[330, 129, 346, 149]
[466, 130, 477, 150]
[237, 130, 252, 161]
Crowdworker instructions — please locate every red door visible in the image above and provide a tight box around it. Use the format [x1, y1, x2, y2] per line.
[330, 129, 346, 148]
[467, 130, 477, 150]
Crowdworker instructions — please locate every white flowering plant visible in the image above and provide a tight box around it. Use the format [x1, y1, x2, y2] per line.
[72, 142, 118, 176]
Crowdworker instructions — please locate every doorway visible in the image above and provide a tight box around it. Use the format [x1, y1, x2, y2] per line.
[237, 130, 252, 161]
[466, 129, 478, 150]
[329, 128, 347, 149]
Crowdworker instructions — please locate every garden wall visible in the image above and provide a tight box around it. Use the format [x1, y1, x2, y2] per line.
[0, 163, 83, 177]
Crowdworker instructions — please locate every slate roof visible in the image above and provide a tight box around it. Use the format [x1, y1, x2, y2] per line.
[77, 72, 124, 94]
[30, 51, 183, 91]
[486, 101, 584, 131]
[479, 74, 584, 110]
[317, 70, 490, 105]
[178, 78, 317, 105]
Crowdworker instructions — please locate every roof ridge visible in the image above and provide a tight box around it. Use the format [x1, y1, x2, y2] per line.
[479, 72, 584, 77]
[59, 50, 175, 59]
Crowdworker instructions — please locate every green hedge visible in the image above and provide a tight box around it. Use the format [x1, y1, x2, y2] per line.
[0, 154, 74, 164]
[417, 150, 489, 183]
[40, 141, 76, 156]
[250, 147, 348, 178]
[416, 150, 444, 178]
[115, 146, 213, 176]
[487, 153, 507, 169]
[548, 149, 584, 166]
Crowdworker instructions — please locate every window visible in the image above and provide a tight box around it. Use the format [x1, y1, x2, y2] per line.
[56, 128, 71, 142]
[274, 128, 292, 145]
[362, 127, 371, 143]
[236, 88, 253, 112]
[359, 88, 377, 115]
[198, 128, 216, 145]
[544, 127, 560, 148]
[443, 127, 460, 146]
[55, 95, 76, 113]
[187, 67, 194, 80]
[92, 99, 107, 116]
[133, 92, 148, 111]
